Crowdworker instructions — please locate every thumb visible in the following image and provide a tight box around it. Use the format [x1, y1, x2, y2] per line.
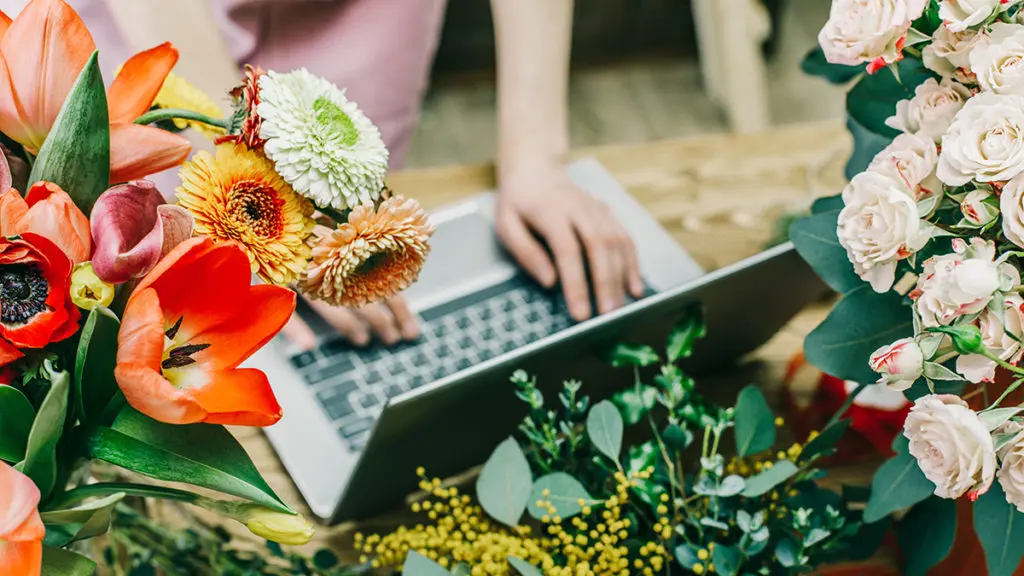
[279, 313, 318, 351]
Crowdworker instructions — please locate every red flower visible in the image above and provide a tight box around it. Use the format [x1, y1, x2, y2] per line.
[0, 233, 80, 367]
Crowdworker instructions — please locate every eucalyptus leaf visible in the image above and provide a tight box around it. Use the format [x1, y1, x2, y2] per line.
[612, 385, 657, 426]
[733, 385, 775, 457]
[897, 497, 956, 576]
[0, 385, 35, 462]
[741, 460, 798, 497]
[863, 450, 934, 523]
[844, 115, 894, 180]
[718, 475, 746, 497]
[846, 57, 933, 137]
[508, 556, 543, 576]
[402, 550, 450, 576]
[527, 473, 594, 520]
[789, 210, 862, 294]
[666, 311, 705, 362]
[20, 362, 70, 500]
[451, 563, 472, 576]
[799, 418, 852, 463]
[476, 437, 532, 527]
[812, 194, 844, 214]
[74, 306, 120, 423]
[608, 343, 660, 367]
[975, 483, 1024, 576]
[737, 509, 753, 532]
[980, 407, 1024, 432]
[713, 544, 742, 576]
[662, 424, 694, 451]
[587, 400, 624, 462]
[701, 517, 730, 530]
[775, 538, 800, 568]
[675, 544, 700, 569]
[41, 547, 97, 576]
[801, 47, 863, 84]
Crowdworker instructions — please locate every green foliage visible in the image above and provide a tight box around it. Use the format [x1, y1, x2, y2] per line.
[507, 556, 543, 576]
[897, 497, 956, 576]
[799, 419, 853, 463]
[733, 385, 775, 457]
[741, 461, 799, 498]
[845, 57, 934, 137]
[74, 306, 120, 423]
[42, 492, 125, 547]
[527, 473, 594, 520]
[28, 51, 110, 214]
[608, 343, 661, 367]
[586, 400, 624, 462]
[788, 209, 862, 294]
[666, 310, 705, 362]
[19, 361, 70, 500]
[975, 483, 1024, 576]
[402, 551, 450, 575]
[801, 47, 863, 85]
[0, 384, 35, 461]
[863, 437, 934, 523]
[476, 437, 532, 528]
[844, 115, 894, 180]
[42, 547, 97, 576]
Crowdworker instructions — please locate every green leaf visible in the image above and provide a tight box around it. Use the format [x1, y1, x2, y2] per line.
[0, 385, 35, 461]
[662, 424, 694, 451]
[846, 57, 933, 136]
[733, 385, 775, 457]
[48, 481, 202, 510]
[476, 437, 532, 528]
[801, 47, 863, 84]
[675, 544, 700, 569]
[41, 547, 97, 576]
[812, 194, 844, 214]
[587, 400, 624, 461]
[451, 563, 472, 576]
[844, 115, 894, 180]
[666, 311, 705, 362]
[312, 550, 339, 570]
[83, 407, 290, 513]
[713, 544, 742, 576]
[74, 306, 120, 423]
[508, 557, 543, 576]
[789, 210, 864, 295]
[776, 538, 800, 567]
[402, 550, 450, 576]
[41, 492, 125, 546]
[897, 497, 956, 576]
[612, 385, 657, 426]
[805, 285, 913, 385]
[718, 475, 746, 497]
[741, 460, 799, 497]
[863, 451, 934, 523]
[609, 343, 660, 367]
[799, 419, 853, 463]
[28, 51, 110, 214]
[975, 483, 1024, 576]
[19, 361, 70, 499]
[527, 473, 594, 520]
[980, 407, 1024, 432]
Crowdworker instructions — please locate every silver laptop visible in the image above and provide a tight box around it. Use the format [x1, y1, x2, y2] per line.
[247, 158, 825, 523]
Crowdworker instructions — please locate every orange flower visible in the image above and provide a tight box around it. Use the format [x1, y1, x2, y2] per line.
[115, 237, 294, 426]
[0, 182, 90, 262]
[301, 195, 433, 308]
[0, 462, 44, 576]
[0, 0, 190, 182]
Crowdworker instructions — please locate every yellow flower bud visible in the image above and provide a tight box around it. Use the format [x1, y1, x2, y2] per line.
[244, 509, 315, 545]
[70, 262, 115, 310]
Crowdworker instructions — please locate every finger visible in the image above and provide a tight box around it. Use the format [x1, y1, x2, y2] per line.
[619, 228, 644, 299]
[279, 313, 318, 351]
[575, 209, 625, 315]
[534, 214, 591, 321]
[307, 298, 372, 347]
[495, 209, 557, 288]
[385, 297, 421, 340]
[355, 303, 402, 346]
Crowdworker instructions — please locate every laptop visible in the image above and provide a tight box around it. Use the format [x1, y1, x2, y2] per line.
[247, 158, 825, 523]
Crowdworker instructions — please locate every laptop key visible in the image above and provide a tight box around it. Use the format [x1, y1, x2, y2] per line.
[290, 351, 317, 369]
[305, 361, 352, 386]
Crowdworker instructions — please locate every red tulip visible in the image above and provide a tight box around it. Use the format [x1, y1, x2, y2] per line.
[0, 182, 91, 263]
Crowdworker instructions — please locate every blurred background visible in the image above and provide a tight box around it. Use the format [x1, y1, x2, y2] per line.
[405, 0, 846, 168]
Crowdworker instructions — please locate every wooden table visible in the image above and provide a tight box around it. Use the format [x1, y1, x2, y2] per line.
[231, 121, 856, 556]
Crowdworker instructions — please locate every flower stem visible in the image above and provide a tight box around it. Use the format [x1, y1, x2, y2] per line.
[990, 376, 1024, 409]
[47, 482, 200, 511]
[134, 108, 229, 129]
[826, 381, 868, 428]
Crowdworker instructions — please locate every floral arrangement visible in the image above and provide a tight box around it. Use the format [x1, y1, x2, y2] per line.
[0, 1, 432, 574]
[797, 0, 1024, 574]
[345, 312, 883, 575]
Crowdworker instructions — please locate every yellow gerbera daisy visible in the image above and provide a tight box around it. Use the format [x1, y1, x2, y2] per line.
[154, 72, 226, 139]
[177, 144, 316, 285]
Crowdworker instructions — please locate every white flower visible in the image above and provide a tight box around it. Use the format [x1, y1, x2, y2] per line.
[912, 237, 1017, 326]
[904, 394, 996, 499]
[886, 78, 972, 143]
[1001, 174, 1024, 248]
[997, 421, 1024, 511]
[971, 23, 1024, 96]
[837, 171, 930, 292]
[961, 189, 1000, 226]
[257, 68, 389, 211]
[818, 0, 929, 71]
[924, 24, 987, 81]
[937, 92, 1024, 186]
[957, 294, 1024, 383]
[870, 337, 925, 391]
[940, 0, 1006, 32]
[868, 132, 942, 202]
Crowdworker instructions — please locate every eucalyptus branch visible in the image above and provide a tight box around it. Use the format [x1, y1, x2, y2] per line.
[826, 382, 868, 428]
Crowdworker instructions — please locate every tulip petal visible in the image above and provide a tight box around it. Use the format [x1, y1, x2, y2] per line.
[109, 123, 190, 183]
[189, 368, 283, 427]
[90, 181, 167, 283]
[0, 188, 27, 236]
[108, 43, 179, 124]
[0, 540, 41, 576]
[0, 10, 12, 40]
[0, 338, 22, 367]
[0, 461, 42, 538]
[189, 285, 295, 370]
[0, 0, 95, 151]
[0, 147, 11, 193]
[0, 57, 35, 151]
[157, 205, 194, 258]
[20, 182, 91, 262]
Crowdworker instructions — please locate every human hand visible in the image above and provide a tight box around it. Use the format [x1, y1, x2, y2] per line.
[496, 161, 644, 321]
[280, 295, 420, 350]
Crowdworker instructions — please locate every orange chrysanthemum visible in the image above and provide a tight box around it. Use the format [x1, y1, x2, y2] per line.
[176, 143, 316, 285]
[302, 195, 433, 308]
[219, 64, 267, 150]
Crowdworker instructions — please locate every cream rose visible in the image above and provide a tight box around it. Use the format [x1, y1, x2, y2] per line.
[924, 24, 987, 81]
[886, 78, 972, 143]
[868, 132, 941, 202]
[818, 0, 929, 70]
[1000, 174, 1024, 248]
[971, 23, 1024, 95]
[957, 294, 1024, 383]
[904, 394, 996, 499]
[961, 189, 1000, 226]
[912, 237, 1017, 326]
[837, 171, 929, 292]
[997, 421, 1024, 511]
[937, 92, 1024, 185]
[940, 0, 1005, 32]
[870, 337, 925, 391]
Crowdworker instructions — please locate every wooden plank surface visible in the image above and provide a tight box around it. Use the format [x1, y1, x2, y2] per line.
[224, 121, 852, 557]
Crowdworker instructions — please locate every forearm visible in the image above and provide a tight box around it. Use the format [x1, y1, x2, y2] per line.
[490, 0, 573, 175]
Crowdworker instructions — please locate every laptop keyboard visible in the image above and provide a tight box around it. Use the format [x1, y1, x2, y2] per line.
[289, 274, 580, 452]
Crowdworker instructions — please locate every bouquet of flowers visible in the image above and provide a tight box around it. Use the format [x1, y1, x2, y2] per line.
[0, 1, 432, 574]
[797, 0, 1024, 573]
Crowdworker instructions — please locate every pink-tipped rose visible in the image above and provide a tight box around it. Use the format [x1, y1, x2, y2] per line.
[0, 182, 91, 263]
[90, 181, 194, 284]
[869, 337, 925, 391]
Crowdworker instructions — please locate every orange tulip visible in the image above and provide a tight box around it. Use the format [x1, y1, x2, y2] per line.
[0, 182, 91, 262]
[115, 237, 295, 426]
[0, 0, 190, 182]
[0, 462, 43, 576]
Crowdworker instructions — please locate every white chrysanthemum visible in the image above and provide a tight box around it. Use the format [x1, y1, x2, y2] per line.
[257, 69, 389, 211]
